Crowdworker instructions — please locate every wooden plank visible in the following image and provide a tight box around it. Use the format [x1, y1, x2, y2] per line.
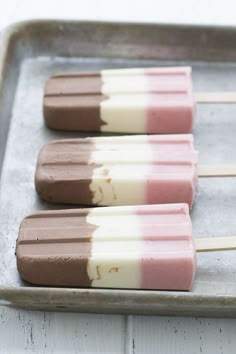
[132, 316, 236, 354]
[0, 308, 126, 353]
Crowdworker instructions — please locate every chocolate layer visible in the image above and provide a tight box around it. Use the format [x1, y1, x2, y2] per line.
[35, 138, 98, 204]
[44, 72, 107, 131]
[16, 209, 97, 286]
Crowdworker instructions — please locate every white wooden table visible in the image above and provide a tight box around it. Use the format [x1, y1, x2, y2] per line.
[1, 1, 236, 353]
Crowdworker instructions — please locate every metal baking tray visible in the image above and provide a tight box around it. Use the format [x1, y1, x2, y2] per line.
[0, 20, 236, 316]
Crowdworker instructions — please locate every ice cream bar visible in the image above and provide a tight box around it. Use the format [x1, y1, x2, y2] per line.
[44, 67, 195, 133]
[35, 134, 198, 207]
[16, 203, 196, 290]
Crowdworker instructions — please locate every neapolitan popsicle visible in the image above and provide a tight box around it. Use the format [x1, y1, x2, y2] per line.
[16, 203, 196, 290]
[44, 66, 195, 133]
[35, 134, 198, 207]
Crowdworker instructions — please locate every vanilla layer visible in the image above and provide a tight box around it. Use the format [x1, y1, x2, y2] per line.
[89, 136, 152, 205]
[100, 94, 148, 133]
[87, 206, 142, 288]
[101, 76, 149, 95]
[87, 240, 142, 288]
[101, 70, 148, 133]
[101, 68, 146, 77]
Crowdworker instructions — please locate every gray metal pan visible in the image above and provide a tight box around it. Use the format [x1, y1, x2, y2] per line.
[0, 20, 236, 316]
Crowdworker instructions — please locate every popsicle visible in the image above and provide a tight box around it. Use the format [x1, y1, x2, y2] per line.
[35, 134, 199, 207]
[43, 66, 236, 134]
[16, 204, 196, 290]
[35, 134, 236, 207]
[44, 67, 195, 133]
[16, 203, 236, 290]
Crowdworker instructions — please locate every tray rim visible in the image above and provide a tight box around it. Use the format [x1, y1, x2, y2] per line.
[1, 19, 236, 316]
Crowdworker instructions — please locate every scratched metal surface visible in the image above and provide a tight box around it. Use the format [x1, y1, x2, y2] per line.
[0, 21, 236, 315]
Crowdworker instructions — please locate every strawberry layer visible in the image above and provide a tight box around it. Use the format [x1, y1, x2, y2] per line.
[145, 67, 195, 133]
[145, 135, 198, 208]
[135, 204, 196, 291]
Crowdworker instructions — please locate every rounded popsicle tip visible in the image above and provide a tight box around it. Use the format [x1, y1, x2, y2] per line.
[16, 215, 36, 285]
[34, 145, 54, 203]
[43, 76, 58, 130]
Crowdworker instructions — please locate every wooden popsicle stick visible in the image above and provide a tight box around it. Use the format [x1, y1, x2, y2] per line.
[195, 237, 236, 252]
[198, 165, 236, 177]
[195, 92, 236, 103]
